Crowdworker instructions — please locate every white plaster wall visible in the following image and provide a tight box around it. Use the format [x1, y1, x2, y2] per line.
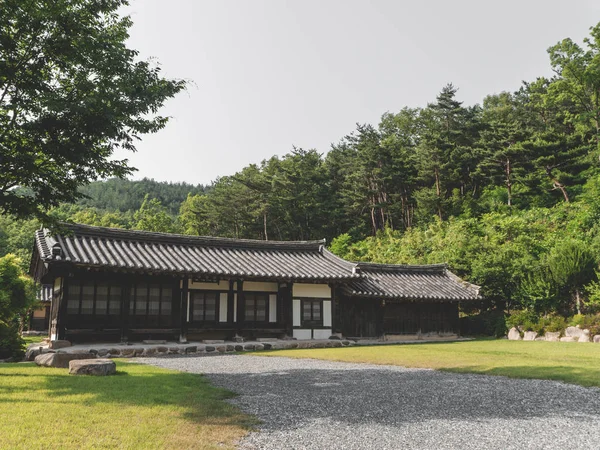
[219, 293, 228, 322]
[243, 281, 278, 292]
[269, 294, 277, 322]
[292, 283, 331, 298]
[313, 329, 332, 340]
[293, 299, 301, 326]
[189, 280, 229, 290]
[293, 329, 312, 340]
[323, 300, 332, 327]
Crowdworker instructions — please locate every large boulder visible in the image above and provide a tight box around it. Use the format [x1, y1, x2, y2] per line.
[69, 359, 116, 376]
[35, 352, 96, 368]
[523, 331, 537, 341]
[25, 346, 53, 361]
[579, 329, 591, 343]
[593, 335, 600, 343]
[48, 340, 71, 350]
[560, 336, 577, 342]
[545, 331, 561, 342]
[507, 327, 522, 340]
[564, 326, 583, 338]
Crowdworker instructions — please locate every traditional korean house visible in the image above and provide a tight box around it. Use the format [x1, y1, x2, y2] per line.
[30, 223, 479, 343]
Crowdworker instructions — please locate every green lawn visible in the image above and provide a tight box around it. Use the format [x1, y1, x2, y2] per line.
[0, 361, 252, 449]
[268, 340, 600, 388]
[22, 335, 46, 345]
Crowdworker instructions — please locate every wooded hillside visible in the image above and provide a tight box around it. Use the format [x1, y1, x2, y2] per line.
[3, 22, 600, 322]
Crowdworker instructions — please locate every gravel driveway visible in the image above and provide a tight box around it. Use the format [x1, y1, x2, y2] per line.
[139, 355, 600, 450]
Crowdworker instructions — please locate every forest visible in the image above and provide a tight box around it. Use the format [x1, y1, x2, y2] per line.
[3, 22, 600, 333]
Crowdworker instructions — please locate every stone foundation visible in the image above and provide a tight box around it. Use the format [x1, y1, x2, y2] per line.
[27, 339, 355, 360]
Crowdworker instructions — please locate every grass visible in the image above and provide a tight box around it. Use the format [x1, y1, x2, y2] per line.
[0, 361, 253, 449]
[266, 339, 600, 388]
[22, 335, 46, 345]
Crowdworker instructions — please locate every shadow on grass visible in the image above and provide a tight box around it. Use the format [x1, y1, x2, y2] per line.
[0, 362, 254, 428]
[442, 364, 600, 388]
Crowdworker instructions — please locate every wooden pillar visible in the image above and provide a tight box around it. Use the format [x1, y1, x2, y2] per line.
[376, 299, 385, 338]
[120, 279, 131, 343]
[55, 277, 67, 341]
[285, 282, 294, 337]
[227, 280, 235, 323]
[179, 279, 189, 343]
[236, 280, 244, 335]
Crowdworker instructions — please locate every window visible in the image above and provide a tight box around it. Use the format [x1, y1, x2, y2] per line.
[191, 291, 218, 322]
[302, 299, 322, 325]
[131, 282, 173, 317]
[245, 293, 268, 322]
[66, 281, 123, 317]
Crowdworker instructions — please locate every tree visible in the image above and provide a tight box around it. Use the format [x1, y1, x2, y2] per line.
[546, 22, 600, 156]
[547, 239, 596, 314]
[133, 195, 176, 233]
[0, 254, 36, 359]
[0, 0, 186, 222]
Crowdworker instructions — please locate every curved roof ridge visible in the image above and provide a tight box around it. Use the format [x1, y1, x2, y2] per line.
[52, 222, 326, 251]
[356, 262, 448, 273]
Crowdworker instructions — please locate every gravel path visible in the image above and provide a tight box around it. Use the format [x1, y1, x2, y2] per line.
[139, 355, 600, 450]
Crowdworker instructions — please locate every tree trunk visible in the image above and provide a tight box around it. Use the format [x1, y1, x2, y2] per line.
[546, 166, 570, 202]
[506, 158, 512, 207]
[575, 288, 582, 315]
[263, 210, 268, 241]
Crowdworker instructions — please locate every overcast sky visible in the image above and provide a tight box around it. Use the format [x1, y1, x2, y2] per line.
[115, 0, 600, 185]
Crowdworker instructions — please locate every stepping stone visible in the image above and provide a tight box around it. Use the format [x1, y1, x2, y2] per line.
[69, 359, 116, 376]
[48, 340, 71, 349]
[35, 352, 96, 368]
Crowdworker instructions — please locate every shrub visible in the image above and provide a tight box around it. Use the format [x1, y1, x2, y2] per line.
[538, 314, 567, 333]
[506, 310, 540, 333]
[459, 310, 506, 337]
[0, 321, 25, 361]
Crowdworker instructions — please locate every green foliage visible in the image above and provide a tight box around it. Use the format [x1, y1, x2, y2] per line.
[133, 195, 177, 233]
[506, 310, 541, 333]
[0, 254, 36, 359]
[0, 0, 186, 223]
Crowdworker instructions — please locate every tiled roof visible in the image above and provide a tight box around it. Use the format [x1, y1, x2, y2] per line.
[343, 263, 480, 301]
[34, 223, 480, 300]
[34, 223, 357, 281]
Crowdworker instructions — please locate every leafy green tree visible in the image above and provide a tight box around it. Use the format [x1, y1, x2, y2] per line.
[0, 0, 186, 222]
[546, 22, 600, 156]
[133, 195, 176, 233]
[0, 254, 37, 359]
[547, 239, 596, 314]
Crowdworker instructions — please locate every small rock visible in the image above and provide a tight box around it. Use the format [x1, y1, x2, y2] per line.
[244, 344, 255, 351]
[254, 344, 264, 351]
[156, 346, 168, 353]
[579, 329, 591, 343]
[593, 335, 600, 343]
[234, 345, 244, 352]
[35, 352, 96, 368]
[544, 332, 561, 342]
[262, 343, 272, 350]
[97, 349, 109, 357]
[69, 359, 116, 376]
[341, 340, 350, 346]
[108, 348, 121, 356]
[216, 345, 226, 353]
[523, 331, 537, 341]
[560, 336, 577, 342]
[168, 347, 181, 355]
[121, 348, 135, 357]
[332, 341, 343, 347]
[564, 326, 583, 338]
[144, 348, 157, 356]
[184, 346, 197, 354]
[48, 340, 71, 350]
[507, 327, 522, 341]
[205, 346, 216, 352]
[226, 344, 235, 352]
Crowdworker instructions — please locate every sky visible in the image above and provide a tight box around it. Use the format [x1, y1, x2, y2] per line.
[115, 0, 600, 185]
